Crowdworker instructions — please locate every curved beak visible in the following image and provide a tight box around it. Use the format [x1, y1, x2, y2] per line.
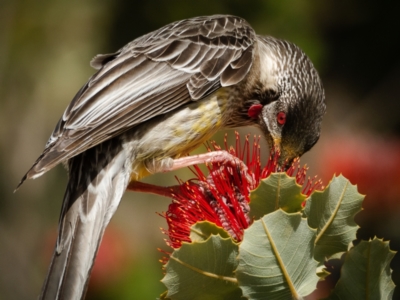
[273, 137, 281, 152]
[272, 138, 286, 171]
[273, 138, 298, 171]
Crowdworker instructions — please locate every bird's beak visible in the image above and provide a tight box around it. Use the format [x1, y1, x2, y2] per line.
[272, 138, 297, 171]
[272, 137, 286, 171]
[273, 137, 281, 152]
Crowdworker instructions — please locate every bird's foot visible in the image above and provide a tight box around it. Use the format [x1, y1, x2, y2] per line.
[166, 150, 255, 186]
[130, 151, 255, 197]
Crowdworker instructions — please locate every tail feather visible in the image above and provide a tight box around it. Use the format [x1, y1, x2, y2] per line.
[40, 205, 107, 299]
[39, 139, 129, 299]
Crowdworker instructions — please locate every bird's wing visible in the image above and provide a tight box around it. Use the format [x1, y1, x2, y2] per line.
[21, 15, 256, 184]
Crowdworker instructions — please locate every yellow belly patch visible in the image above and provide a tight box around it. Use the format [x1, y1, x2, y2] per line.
[129, 89, 229, 181]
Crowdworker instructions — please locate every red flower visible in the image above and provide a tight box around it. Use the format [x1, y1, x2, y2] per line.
[159, 133, 323, 250]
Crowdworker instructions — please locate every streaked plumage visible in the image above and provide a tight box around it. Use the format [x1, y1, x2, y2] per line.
[21, 15, 255, 181]
[18, 15, 325, 299]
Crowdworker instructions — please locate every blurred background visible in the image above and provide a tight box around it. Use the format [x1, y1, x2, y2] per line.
[1, 0, 400, 299]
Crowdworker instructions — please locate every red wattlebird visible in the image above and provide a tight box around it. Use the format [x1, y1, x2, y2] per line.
[17, 15, 325, 299]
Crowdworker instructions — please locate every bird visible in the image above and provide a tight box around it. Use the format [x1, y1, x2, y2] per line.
[17, 15, 326, 299]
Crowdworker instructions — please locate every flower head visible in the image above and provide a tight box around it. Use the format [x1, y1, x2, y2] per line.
[159, 133, 323, 250]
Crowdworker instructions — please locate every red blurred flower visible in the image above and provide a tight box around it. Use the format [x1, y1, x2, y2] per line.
[159, 133, 323, 250]
[319, 135, 400, 201]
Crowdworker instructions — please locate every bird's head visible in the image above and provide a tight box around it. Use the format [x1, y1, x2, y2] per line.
[247, 36, 326, 168]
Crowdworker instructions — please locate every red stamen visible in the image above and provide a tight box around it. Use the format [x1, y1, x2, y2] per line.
[159, 134, 324, 252]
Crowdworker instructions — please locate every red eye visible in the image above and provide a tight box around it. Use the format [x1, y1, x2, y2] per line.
[277, 111, 286, 125]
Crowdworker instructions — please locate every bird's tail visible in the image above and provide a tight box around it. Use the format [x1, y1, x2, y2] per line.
[39, 139, 130, 300]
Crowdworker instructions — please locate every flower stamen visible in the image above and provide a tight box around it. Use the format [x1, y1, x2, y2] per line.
[159, 133, 324, 250]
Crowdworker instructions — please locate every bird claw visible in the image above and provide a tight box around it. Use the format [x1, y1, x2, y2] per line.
[205, 151, 256, 188]
[129, 150, 256, 197]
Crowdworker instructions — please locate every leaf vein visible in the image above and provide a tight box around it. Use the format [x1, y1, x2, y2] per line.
[169, 255, 238, 283]
[315, 181, 349, 246]
[261, 217, 301, 299]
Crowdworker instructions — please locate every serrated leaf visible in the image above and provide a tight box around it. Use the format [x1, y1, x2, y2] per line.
[162, 235, 242, 300]
[250, 173, 305, 219]
[326, 238, 396, 299]
[317, 252, 346, 280]
[190, 221, 230, 243]
[316, 262, 330, 279]
[237, 209, 319, 299]
[304, 175, 364, 261]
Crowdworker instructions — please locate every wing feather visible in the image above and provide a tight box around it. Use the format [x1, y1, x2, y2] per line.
[21, 15, 257, 183]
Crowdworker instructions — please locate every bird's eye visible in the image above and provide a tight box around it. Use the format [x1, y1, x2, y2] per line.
[277, 112, 286, 125]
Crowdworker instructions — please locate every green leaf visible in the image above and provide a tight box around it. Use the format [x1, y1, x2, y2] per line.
[249, 173, 305, 219]
[317, 252, 345, 279]
[236, 209, 319, 300]
[162, 234, 242, 300]
[316, 262, 330, 279]
[189, 221, 230, 243]
[304, 175, 364, 262]
[326, 238, 396, 299]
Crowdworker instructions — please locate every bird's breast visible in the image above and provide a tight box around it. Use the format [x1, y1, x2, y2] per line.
[124, 89, 231, 181]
